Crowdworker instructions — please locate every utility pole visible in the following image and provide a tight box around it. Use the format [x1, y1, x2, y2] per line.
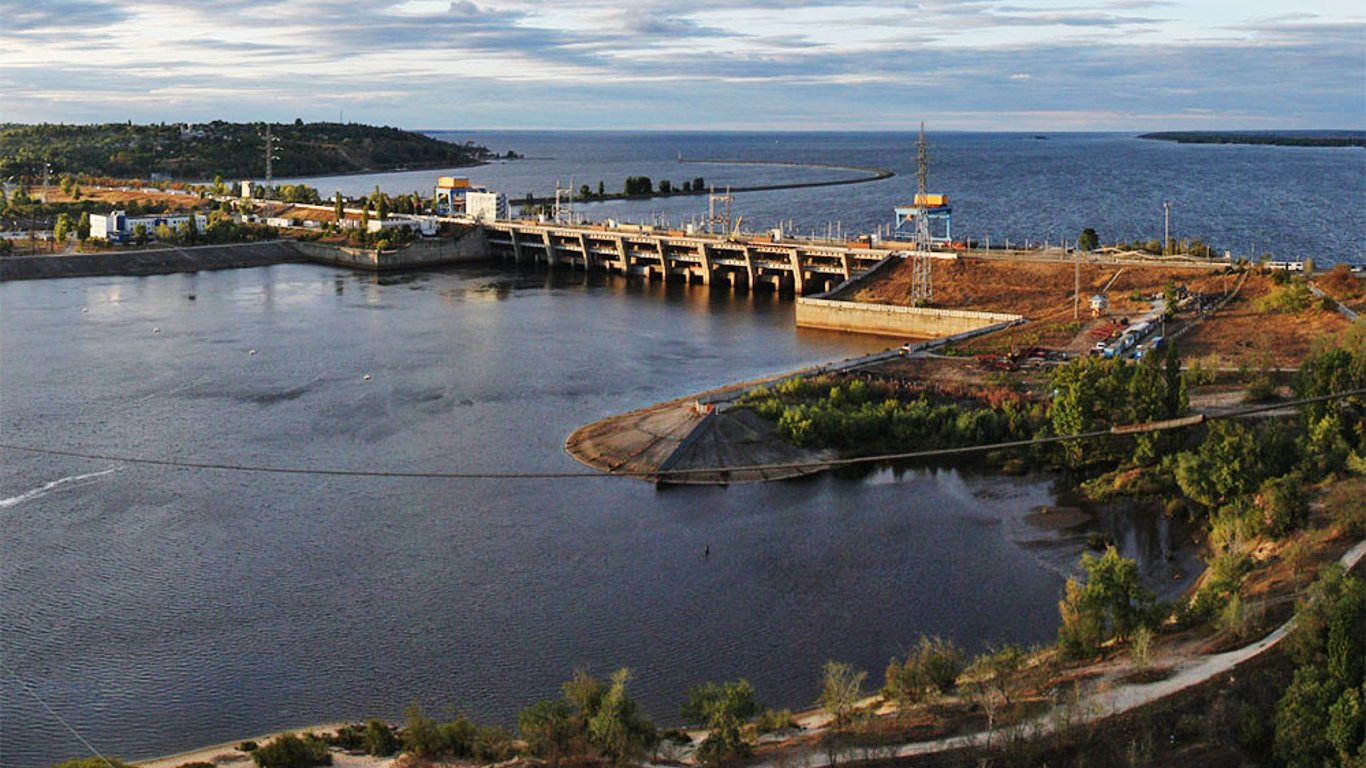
[706, 185, 732, 235]
[1163, 200, 1171, 256]
[1074, 246, 1081, 320]
[264, 126, 281, 185]
[910, 123, 933, 305]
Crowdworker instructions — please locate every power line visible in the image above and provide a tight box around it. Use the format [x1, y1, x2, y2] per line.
[0, 390, 1360, 481]
[1, 660, 117, 768]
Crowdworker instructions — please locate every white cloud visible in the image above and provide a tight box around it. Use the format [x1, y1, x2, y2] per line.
[0, 0, 1361, 129]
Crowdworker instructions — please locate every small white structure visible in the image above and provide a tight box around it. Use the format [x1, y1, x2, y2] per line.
[366, 214, 437, 237]
[240, 180, 254, 199]
[465, 190, 508, 222]
[1089, 294, 1109, 316]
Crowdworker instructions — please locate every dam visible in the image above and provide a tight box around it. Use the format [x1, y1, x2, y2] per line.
[482, 220, 898, 295]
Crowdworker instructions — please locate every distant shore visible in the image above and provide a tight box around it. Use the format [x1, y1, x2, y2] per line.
[1138, 131, 1365, 148]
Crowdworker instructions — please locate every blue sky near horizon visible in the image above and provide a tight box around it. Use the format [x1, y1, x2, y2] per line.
[1, 0, 1362, 131]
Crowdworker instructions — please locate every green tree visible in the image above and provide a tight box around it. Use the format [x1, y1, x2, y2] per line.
[597, 180, 605, 197]
[1078, 228, 1099, 251]
[1057, 546, 1156, 657]
[133, 222, 148, 246]
[681, 679, 759, 764]
[53, 213, 72, 242]
[1274, 568, 1366, 768]
[579, 183, 591, 199]
[818, 661, 865, 767]
[586, 668, 655, 764]
[1049, 356, 1106, 466]
[818, 660, 865, 730]
[76, 211, 91, 242]
[374, 185, 388, 221]
[1175, 420, 1265, 509]
[693, 176, 705, 190]
[623, 176, 653, 195]
[658, 179, 673, 194]
[334, 191, 344, 222]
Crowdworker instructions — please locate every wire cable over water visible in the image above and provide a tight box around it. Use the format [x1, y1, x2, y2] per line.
[0, 389, 1360, 481]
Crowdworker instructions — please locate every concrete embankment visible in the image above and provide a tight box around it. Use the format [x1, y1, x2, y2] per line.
[295, 227, 488, 270]
[0, 229, 492, 281]
[0, 241, 305, 281]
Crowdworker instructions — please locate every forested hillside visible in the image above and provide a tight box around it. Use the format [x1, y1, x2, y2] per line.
[0, 121, 504, 180]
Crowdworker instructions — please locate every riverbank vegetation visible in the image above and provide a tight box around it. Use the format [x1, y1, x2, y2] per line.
[0, 122, 499, 180]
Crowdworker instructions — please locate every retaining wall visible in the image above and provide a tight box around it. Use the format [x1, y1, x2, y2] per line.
[294, 227, 488, 270]
[795, 296, 1022, 338]
[0, 241, 303, 281]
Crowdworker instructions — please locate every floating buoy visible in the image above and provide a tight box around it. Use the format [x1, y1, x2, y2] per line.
[362, 373, 372, 381]
[80, 307, 89, 313]
[187, 294, 196, 300]
[152, 326, 161, 333]
[248, 349, 257, 356]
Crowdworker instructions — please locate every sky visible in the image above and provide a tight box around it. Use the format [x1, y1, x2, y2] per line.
[1, 0, 1363, 130]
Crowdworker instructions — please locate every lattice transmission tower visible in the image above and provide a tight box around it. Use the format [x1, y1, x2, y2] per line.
[910, 123, 933, 304]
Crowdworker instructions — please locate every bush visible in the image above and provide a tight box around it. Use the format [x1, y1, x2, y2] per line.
[238, 742, 259, 753]
[250, 734, 332, 768]
[754, 708, 797, 734]
[362, 720, 399, 757]
[1325, 477, 1366, 537]
[882, 636, 965, 703]
[1257, 472, 1308, 537]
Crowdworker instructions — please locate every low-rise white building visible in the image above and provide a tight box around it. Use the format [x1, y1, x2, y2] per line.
[89, 211, 208, 244]
[465, 190, 508, 222]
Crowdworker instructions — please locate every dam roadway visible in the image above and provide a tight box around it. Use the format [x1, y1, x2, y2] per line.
[482, 220, 898, 295]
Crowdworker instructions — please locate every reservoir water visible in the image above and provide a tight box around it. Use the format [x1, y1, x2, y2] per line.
[3, 264, 1187, 767]
[5, 130, 1360, 766]
[275, 131, 1365, 266]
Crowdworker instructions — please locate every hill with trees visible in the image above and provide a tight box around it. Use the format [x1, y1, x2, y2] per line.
[1138, 131, 1365, 148]
[0, 121, 505, 180]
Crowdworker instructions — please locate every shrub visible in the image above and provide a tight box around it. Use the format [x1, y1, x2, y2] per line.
[238, 742, 259, 753]
[362, 720, 399, 757]
[883, 636, 965, 703]
[327, 725, 365, 751]
[1129, 626, 1153, 673]
[1257, 472, 1308, 537]
[1325, 478, 1366, 537]
[250, 734, 332, 768]
[754, 708, 797, 734]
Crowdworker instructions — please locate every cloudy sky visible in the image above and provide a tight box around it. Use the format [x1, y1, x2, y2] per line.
[2, 0, 1362, 130]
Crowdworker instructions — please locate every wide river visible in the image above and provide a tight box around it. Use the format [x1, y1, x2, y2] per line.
[1, 262, 1194, 767]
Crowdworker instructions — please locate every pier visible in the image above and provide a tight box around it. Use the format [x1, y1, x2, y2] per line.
[482, 221, 896, 295]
